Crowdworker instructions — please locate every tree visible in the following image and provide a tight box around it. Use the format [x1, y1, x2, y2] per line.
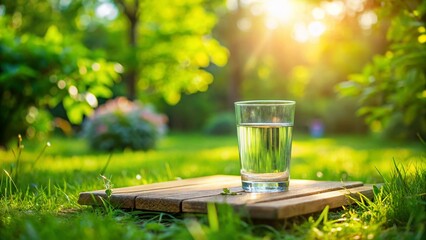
[213, 0, 383, 134]
[0, 0, 230, 142]
[113, 0, 139, 100]
[1, 0, 85, 36]
[225, 0, 244, 107]
[0, 17, 119, 146]
[99, 0, 229, 104]
[338, 0, 426, 140]
[2, 0, 229, 105]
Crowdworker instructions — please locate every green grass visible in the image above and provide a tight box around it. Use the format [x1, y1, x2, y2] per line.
[0, 132, 425, 239]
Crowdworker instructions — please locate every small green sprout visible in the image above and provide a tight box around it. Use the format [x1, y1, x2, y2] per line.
[100, 174, 113, 199]
[220, 188, 240, 195]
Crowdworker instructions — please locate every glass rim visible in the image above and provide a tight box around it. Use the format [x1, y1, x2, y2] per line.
[234, 100, 296, 106]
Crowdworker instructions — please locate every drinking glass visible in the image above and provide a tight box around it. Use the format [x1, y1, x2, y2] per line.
[235, 100, 296, 193]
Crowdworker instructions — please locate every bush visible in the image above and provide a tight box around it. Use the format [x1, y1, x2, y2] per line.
[204, 112, 236, 135]
[337, 1, 426, 140]
[82, 97, 167, 151]
[0, 17, 118, 146]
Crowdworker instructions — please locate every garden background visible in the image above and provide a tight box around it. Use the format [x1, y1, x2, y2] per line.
[0, 0, 425, 239]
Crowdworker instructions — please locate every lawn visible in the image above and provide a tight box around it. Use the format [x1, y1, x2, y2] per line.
[0, 132, 425, 239]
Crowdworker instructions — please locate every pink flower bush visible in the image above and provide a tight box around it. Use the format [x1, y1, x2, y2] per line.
[82, 97, 168, 151]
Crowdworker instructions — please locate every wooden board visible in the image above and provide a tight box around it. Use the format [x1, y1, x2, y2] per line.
[78, 175, 374, 219]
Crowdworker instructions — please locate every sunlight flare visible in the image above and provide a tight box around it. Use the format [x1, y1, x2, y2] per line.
[263, 0, 294, 23]
[322, 1, 345, 18]
[293, 23, 309, 43]
[308, 21, 326, 37]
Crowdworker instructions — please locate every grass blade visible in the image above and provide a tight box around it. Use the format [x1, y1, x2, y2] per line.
[100, 153, 113, 176]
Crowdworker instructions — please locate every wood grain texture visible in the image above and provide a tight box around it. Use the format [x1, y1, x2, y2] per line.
[181, 180, 363, 213]
[134, 179, 243, 212]
[246, 185, 374, 219]
[77, 175, 375, 219]
[78, 175, 240, 208]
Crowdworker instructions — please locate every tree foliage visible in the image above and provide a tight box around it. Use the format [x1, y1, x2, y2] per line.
[212, 0, 383, 132]
[338, 0, 426, 139]
[2, 0, 424, 138]
[0, 17, 119, 146]
[0, 0, 228, 144]
[111, 0, 229, 104]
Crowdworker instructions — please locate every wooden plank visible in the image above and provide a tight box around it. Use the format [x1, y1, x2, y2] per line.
[78, 175, 374, 220]
[246, 185, 374, 219]
[182, 180, 363, 213]
[78, 175, 239, 208]
[134, 179, 243, 212]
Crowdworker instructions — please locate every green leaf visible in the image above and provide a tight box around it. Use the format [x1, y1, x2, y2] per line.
[357, 107, 373, 117]
[66, 106, 83, 124]
[89, 85, 113, 98]
[336, 81, 361, 96]
[105, 189, 112, 198]
[44, 25, 63, 44]
[63, 98, 93, 124]
[220, 188, 239, 195]
[372, 184, 381, 198]
[205, 39, 228, 67]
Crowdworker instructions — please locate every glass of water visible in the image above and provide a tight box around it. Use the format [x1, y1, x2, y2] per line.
[235, 100, 296, 193]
